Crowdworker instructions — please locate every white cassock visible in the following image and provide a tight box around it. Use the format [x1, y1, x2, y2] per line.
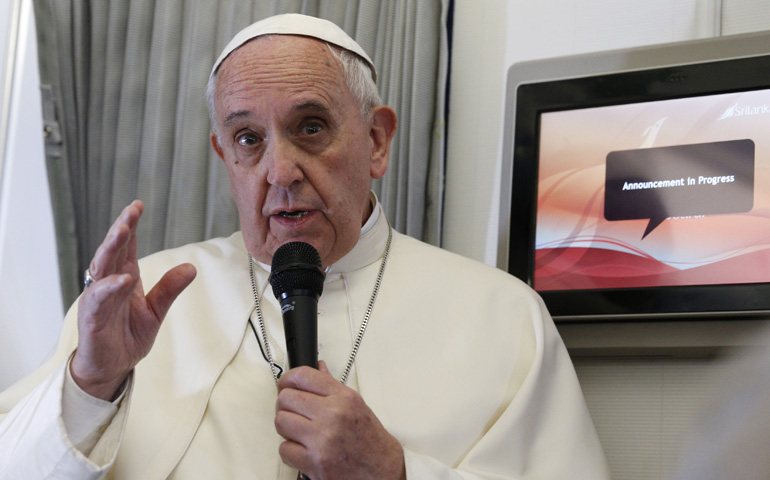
[0, 199, 610, 479]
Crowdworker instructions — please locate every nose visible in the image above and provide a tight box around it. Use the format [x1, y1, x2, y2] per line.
[264, 138, 304, 188]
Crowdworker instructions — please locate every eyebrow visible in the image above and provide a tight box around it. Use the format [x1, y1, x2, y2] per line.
[223, 110, 252, 128]
[222, 101, 332, 129]
[293, 101, 331, 116]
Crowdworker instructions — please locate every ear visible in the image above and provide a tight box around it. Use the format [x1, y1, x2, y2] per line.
[210, 132, 225, 161]
[369, 105, 397, 180]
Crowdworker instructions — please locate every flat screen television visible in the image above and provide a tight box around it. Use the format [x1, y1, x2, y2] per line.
[500, 32, 770, 321]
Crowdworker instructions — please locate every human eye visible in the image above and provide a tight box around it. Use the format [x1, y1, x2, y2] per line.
[300, 120, 324, 136]
[236, 131, 261, 147]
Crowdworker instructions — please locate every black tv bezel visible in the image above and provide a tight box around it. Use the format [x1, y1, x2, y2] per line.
[508, 53, 770, 321]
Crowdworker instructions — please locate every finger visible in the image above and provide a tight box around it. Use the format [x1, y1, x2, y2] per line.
[122, 200, 143, 268]
[91, 223, 130, 280]
[318, 359, 330, 374]
[78, 273, 136, 324]
[275, 404, 315, 439]
[278, 365, 337, 397]
[278, 439, 313, 476]
[275, 408, 317, 475]
[145, 263, 197, 321]
[276, 384, 319, 419]
[107, 200, 143, 273]
[90, 201, 144, 279]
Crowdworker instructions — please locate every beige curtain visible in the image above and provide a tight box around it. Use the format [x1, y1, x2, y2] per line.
[32, 0, 449, 308]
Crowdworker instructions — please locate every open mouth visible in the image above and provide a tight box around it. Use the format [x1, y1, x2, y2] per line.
[279, 210, 310, 220]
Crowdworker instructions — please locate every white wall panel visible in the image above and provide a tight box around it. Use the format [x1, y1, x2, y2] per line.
[722, 0, 770, 34]
[0, 2, 13, 116]
[571, 0, 717, 51]
[575, 357, 728, 479]
[0, 0, 63, 390]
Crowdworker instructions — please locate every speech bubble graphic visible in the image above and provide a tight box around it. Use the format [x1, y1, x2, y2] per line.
[604, 139, 755, 239]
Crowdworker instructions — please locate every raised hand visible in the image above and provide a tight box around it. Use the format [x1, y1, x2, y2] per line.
[275, 361, 406, 480]
[70, 200, 197, 400]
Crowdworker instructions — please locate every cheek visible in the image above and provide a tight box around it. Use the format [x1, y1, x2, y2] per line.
[228, 172, 273, 262]
[224, 163, 267, 223]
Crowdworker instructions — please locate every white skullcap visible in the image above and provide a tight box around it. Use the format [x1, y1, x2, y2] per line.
[210, 13, 376, 82]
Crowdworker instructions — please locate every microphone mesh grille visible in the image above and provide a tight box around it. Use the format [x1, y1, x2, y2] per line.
[270, 242, 325, 298]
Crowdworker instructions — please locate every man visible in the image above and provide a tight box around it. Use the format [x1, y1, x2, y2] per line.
[0, 14, 609, 479]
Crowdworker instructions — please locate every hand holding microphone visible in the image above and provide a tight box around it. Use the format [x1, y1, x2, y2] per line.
[270, 241, 325, 480]
[270, 242, 405, 480]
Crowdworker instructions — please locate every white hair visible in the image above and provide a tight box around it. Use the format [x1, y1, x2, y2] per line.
[206, 37, 380, 140]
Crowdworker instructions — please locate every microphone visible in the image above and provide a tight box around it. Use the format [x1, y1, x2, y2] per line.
[269, 242, 325, 369]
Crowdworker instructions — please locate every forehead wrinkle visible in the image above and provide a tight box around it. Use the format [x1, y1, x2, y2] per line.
[215, 36, 353, 128]
[224, 37, 344, 86]
[223, 38, 341, 83]
[218, 72, 343, 129]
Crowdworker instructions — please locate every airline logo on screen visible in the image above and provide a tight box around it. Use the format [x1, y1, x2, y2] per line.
[719, 102, 770, 120]
[604, 139, 755, 239]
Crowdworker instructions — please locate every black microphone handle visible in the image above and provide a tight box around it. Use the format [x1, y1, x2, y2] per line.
[280, 293, 318, 480]
[279, 292, 318, 369]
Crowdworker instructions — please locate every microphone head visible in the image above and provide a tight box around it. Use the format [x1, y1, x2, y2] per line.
[269, 242, 325, 299]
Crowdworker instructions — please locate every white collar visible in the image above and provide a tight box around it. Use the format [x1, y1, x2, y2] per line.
[326, 198, 389, 275]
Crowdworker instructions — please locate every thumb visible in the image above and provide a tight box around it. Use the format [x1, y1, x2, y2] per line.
[318, 359, 331, 375]
[146, 263, 197, 320]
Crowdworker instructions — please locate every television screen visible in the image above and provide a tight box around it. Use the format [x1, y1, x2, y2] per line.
[507, 51, 770, 320]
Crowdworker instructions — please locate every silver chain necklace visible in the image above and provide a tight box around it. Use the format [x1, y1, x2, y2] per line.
[248, 224, 392, 385]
